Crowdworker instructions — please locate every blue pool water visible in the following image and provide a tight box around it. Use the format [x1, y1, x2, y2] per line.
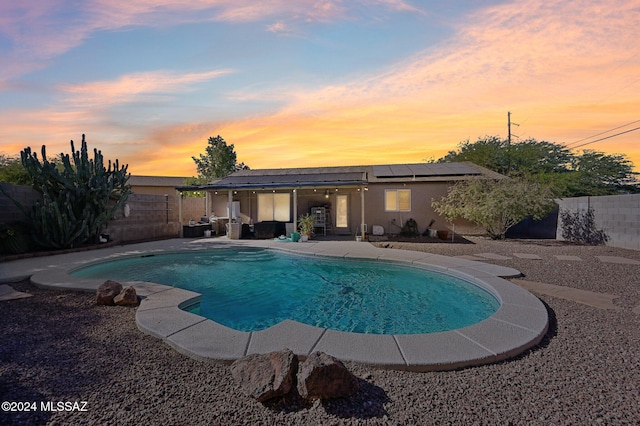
[72, 248, 500, 334]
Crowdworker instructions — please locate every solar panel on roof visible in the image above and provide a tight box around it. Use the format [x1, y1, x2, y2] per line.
[215, 172, 365, 186]
[372, 163, 481, 177]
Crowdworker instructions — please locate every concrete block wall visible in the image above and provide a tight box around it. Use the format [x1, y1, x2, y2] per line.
[105, 193, 180, 242]
[181, 196, 208, 223]
[0, 183, 187, 243]
[0, 183, 41, 223]
[556, 194, 640, 251]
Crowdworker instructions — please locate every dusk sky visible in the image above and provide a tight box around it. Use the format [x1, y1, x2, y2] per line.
[1, 0, 639, 177]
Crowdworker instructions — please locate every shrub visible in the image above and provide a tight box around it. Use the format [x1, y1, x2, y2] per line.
[432, 178, 556, 240]
[560, 208, 609, 245]
[400, 218, 419, 236]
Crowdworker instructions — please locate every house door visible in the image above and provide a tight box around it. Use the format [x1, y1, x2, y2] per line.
[335, 194, 348, 231]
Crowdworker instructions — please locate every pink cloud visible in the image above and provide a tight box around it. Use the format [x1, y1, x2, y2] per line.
[58, 69, 233, 107]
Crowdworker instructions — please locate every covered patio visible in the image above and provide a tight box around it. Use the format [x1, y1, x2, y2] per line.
[176, 167, 370, 239]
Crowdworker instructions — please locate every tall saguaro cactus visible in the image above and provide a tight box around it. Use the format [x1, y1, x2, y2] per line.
[20, 134, 131, 249]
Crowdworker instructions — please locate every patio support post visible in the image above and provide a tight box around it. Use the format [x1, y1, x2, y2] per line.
[361, 185, 366, 238]
[178, 190, 183, 237]
[228, 190, 233, 220]
[293, 188, 298, 232]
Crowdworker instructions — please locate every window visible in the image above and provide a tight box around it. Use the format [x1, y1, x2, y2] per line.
[385, 189, 411, 212]
[336, 194, 348, 228]
[258, 193, 290, 222]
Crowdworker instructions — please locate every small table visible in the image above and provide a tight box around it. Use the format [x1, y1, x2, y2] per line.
[182, 223, 211, 238]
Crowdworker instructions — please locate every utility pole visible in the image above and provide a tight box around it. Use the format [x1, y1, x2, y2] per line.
[507, 111, 512, 146]
[507, 111, 519, 145]
[506, 112, 519, 175]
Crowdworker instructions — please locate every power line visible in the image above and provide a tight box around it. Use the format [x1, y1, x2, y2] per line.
[568, 125, 640, 150]
[565, 119, 640, 148]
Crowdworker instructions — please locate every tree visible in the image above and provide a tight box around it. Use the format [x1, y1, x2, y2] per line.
[439, 136, 638, 196]
[18, 135, 131, 249]
[439, 136, 510, 175]
[192, 135, 249, 183]
[440, 136, 573, 177]
[568, 150, 637, 195]
[432, 178, 557, 239]
[0, 154, 31, 185]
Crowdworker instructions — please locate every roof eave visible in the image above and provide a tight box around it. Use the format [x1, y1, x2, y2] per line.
[176, 180, 367, 191]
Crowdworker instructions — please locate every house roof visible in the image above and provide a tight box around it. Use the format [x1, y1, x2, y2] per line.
[130, 175, 189, 187]
[175, 162, 505, 191]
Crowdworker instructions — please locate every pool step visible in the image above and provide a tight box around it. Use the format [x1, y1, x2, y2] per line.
[205, 249, 276, 263]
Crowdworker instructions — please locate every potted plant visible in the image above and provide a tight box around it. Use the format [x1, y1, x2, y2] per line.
[298, 214, 316, 241]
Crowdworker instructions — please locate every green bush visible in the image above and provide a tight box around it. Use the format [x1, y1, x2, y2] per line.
[400, 218, 419, 236]
[432, 178, 556, 240]
[560, 208, 609, 245]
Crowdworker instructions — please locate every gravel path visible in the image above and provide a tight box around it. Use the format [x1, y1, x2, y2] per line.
[1, 237, 639, 425]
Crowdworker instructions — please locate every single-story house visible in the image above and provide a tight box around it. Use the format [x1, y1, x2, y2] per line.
[129, 175, 190, 196]
[176, 162, 505, 238]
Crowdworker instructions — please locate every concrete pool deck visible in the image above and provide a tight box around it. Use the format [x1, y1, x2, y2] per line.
[0, 238, 549, 371]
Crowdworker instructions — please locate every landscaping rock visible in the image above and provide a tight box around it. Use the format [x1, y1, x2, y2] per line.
[230, 348, 298, 402]
[114, 286, 138, 306]
[297, 351, 359, 400]
[96, 280, 123, 305]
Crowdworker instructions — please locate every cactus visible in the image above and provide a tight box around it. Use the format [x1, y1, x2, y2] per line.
[20, 134, 131, 249]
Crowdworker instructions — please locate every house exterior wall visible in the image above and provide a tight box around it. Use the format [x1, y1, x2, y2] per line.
[131, 185, 177, 196]
[364, 182, 483, 235]
[556, 194, 640, 251]
[205, 181, 486, 236]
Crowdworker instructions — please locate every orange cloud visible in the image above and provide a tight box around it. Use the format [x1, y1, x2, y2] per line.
[192, 0, 640, 173]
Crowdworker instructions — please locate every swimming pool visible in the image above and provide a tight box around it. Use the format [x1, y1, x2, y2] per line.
[72, 247, 500, 334]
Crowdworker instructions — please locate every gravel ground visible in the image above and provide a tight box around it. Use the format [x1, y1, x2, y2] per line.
[1, 237, 639, 425]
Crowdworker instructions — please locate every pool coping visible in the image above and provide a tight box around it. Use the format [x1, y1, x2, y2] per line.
[27, 239, 549, 371]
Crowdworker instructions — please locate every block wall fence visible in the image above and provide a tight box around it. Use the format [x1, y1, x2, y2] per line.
[556, 194, 640, 251]
[0, 183, 205, 243]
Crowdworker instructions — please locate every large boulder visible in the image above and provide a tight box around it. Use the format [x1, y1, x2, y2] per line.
[96, 280, 123, 305]
[114, 286, 138, 306]
[230, 349, 298, 402]
[297, 351, 359, 400]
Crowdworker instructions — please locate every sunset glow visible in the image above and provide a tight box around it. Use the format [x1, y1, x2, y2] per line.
[1, 0, 639, 176]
